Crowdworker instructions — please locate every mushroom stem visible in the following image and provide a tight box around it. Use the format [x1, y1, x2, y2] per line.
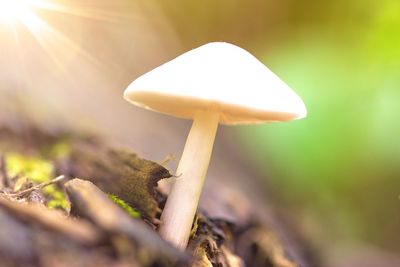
[159, 110, 219, 249]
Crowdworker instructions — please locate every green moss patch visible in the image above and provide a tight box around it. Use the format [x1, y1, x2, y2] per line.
[108, 194, 141, 218]
[5, 153, 69, 210]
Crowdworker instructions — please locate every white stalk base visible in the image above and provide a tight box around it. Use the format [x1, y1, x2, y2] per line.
[159, 110, 219, 250]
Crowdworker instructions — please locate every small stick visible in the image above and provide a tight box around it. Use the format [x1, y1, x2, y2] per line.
[160, 154, 175, 166]
[8, 175, 65, 197]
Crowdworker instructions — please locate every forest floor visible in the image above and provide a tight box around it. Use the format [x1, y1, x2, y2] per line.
[0, 123, 307, 267]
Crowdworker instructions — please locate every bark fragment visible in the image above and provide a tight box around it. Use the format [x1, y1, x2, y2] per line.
[65, 178, 188, 263]
[67, 142, 171, 220]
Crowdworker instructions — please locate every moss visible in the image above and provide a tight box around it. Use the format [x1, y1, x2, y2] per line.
[47, 138, 72, 159]
[5, 153, 69, 210]
[13, 176, 30, 192]
[108, 194, 141, 219]
[6, 153, 54, 183]
[43, 185, 70, 210]
[70, 145, 171, 220]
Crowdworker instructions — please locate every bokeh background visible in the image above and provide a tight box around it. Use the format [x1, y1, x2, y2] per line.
[0, 1, 399, 266]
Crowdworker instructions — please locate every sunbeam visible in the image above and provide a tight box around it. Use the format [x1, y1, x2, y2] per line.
[0, 0, 37, 24]
[0, 0, 116, 90]
[0, 0, 179, 137]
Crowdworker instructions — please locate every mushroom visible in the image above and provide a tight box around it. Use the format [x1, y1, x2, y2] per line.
[123, 42, 307, 249]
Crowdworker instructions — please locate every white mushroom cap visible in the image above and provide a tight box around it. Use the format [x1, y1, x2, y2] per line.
[124, 42, 307, 125]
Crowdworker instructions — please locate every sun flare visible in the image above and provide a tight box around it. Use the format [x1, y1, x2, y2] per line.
[0, 0, 40, 24]
[0, 0, 119, 88]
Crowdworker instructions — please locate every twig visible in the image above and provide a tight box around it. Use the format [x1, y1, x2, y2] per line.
[160, 153, 175, 166]
[9, 175, 65, 197]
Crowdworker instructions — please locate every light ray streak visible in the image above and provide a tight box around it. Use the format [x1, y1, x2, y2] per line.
[31, 1, 133, 22]
[21, 11, 102, 70]
[0, 0, 114, 88]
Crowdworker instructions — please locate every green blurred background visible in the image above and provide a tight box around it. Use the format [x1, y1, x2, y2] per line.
[0, 0, 399, 266]
[236, 0, 400, 265]
[239, 0, 400, 253]
[160, 1, 400, 262]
